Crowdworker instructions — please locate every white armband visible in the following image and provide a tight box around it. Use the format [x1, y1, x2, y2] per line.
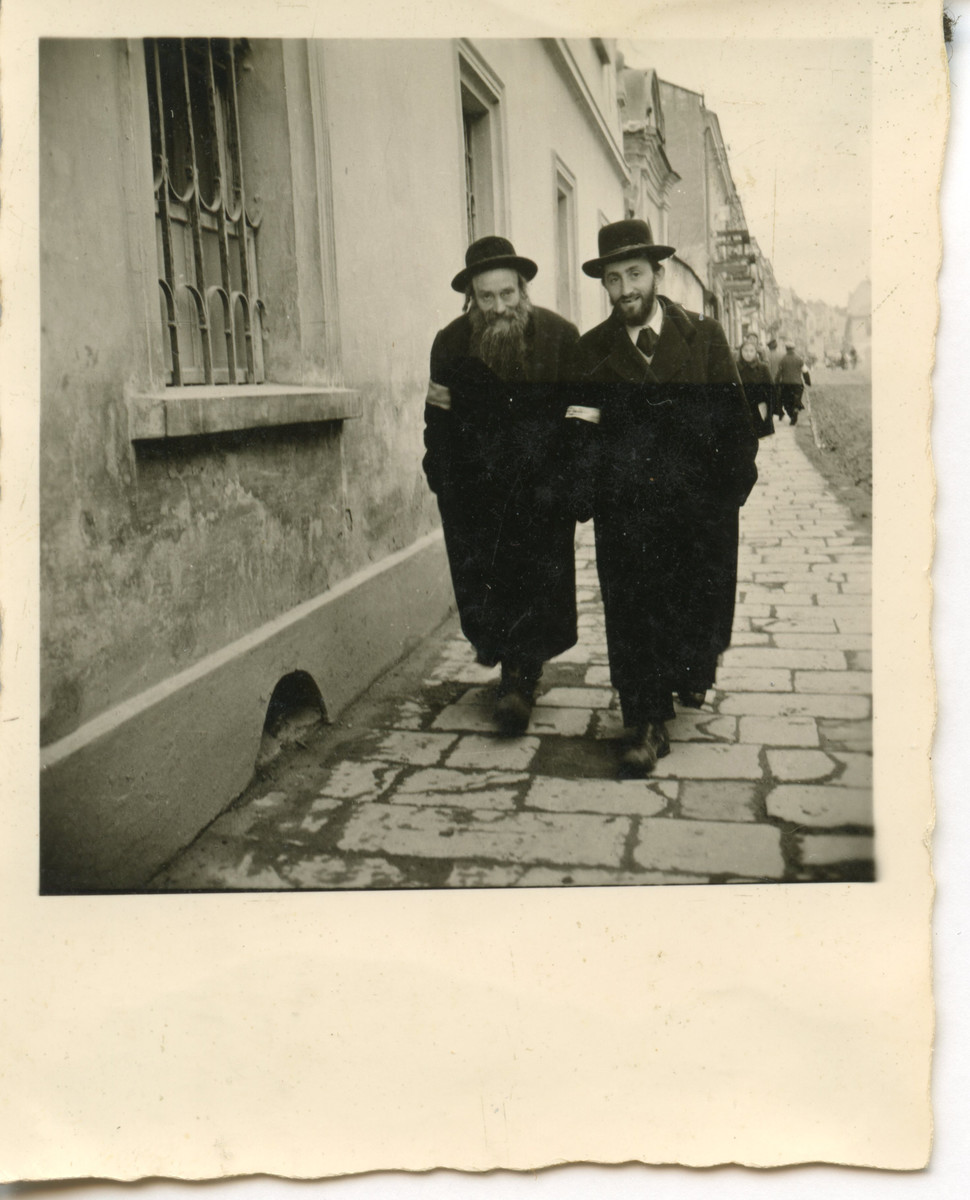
[565, 405, 601, 424]
[426, 381, 452, 411]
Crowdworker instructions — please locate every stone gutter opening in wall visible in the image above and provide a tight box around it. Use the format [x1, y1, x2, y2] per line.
[127, 384, 362, 441]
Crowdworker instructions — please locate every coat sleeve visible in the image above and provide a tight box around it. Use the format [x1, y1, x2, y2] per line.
[422, 330, 453, 496]
[705, 321, 759, 507]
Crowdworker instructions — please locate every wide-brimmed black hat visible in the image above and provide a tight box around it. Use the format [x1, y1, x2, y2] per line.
[451, 235, 538, 293]
[581, 219, 675, 278]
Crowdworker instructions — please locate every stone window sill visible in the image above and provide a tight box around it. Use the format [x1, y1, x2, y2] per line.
[128, 384, 361, 441]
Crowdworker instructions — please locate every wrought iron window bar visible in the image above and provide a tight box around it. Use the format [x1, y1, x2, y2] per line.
[145, 38, 265, 386]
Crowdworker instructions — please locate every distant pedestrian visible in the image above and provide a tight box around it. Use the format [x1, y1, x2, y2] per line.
[567, 219, 759, 777]
[736, 339, 775, 437]
[775, 343, 806, 424]
[423, 236, 580, 734]
[766, 337, 784, 411]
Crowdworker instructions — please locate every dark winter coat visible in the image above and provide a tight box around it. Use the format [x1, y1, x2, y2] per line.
[736, 354, 776, 437]
[423, 307, 580, 667]
[775, 349, 805, 385]
[568, 299, 758, 705]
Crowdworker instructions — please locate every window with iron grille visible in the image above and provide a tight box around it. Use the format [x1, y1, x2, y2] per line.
[145, 38, 265, 386]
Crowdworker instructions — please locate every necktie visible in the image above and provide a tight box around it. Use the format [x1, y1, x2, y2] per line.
[636, 327, 659, 359]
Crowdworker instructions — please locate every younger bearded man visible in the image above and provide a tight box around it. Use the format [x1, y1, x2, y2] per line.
[423, 236, 580, 733]
[568, 220, 759, 776]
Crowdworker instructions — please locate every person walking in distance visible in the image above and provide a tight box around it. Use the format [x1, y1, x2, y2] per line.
[775, 343, 807, 424]
[736, 337, 776, 438]
[423, 236, 581, 734]
[766, 337, 784, 418]
[566, 220, 758, 777]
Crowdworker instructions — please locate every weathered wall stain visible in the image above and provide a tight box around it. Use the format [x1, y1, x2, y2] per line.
[40, 40, 444, 744]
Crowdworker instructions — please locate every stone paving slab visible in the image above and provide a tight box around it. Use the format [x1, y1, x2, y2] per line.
[397, 767, 529, 795]
[524, 776, 672, 817]
[651, 742, 763, 780]
[719, 693, 870, 719]
[715, 667, 792, 692]
[679, 781, 759, 823]
[338, 804, 631, 867]
[537, 686, 614, 708]
[634, 819, 785, 879]
[796, 833, 875, 871]
[831, 752, 873, 788]
[514, 866, 702, 888]
[444, 735, 542, 770]
[318, 761, 404, 800]
[766, 749, 837, 781]
[773, 632, 871, 650]
[149, 419, 873, 891]
[371, 731, 460, 765]
[721, 647, 849, 670]
[766, 784, 873, 827]
[818, 719, 874, 750]
[794, 670, 873, 694]
[281, 855, 415, 889]
[593, 708, 737, 743]
[738, 716, 820, 746]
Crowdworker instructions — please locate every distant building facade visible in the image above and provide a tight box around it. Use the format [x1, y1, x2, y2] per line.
[617, 65, 708, 313]
[39, 37, 629, 891]
[845, 279, 872, 371]
[806, 299, 849, 364]
[657, 79, 766, 348]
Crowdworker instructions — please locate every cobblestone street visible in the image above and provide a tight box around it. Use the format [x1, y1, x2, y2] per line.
[150, 416, 873, 891]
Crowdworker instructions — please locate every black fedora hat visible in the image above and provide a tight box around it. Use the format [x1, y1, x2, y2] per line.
[451, 235, 538, 293]
[582, 219, 675, 278]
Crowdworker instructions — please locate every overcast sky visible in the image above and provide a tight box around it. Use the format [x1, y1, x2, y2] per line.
[622, 39, 871, 309]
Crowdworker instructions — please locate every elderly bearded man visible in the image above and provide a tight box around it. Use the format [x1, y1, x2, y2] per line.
[568, 220, 759, 777]
[423, 236, 581, 734]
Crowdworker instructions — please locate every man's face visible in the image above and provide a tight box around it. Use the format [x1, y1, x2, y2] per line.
[468, 267, 532, 378]
[603, 257, 659, 325]
[471, 268, 523, 325]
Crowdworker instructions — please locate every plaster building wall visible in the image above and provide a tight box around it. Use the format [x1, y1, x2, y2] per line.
[40, 39, 449, 750]
[39, 36, 627, 891]
[661, 256, 708, 313]
[619, 69, 678, 253]
[475, 39, 628, 328]
[657, 81, 709, 284]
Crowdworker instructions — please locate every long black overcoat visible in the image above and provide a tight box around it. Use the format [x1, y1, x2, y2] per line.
[736, 355, 776, 437]
[423, 307, 580, 667]
[570, 300, 758, 702]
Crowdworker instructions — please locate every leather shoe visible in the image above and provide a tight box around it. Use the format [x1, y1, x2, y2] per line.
[618, 722, 670, 778]
[494, 660, 542, 736]
[494, 690, 533, 736]
[677, 690, 707, 709]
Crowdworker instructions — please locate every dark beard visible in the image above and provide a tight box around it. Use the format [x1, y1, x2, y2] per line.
[615, 290, 655, 326]
[468, 300, 532, 379]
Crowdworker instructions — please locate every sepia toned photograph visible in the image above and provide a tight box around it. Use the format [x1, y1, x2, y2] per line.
[39, 35, 872, 895]
[3, 0, 944, 1181]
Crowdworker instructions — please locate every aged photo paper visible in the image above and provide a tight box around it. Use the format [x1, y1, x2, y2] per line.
[0, 0, 943, 1181]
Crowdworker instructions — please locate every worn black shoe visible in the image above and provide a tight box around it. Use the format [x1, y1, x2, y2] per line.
[494, 660, 542, 736]
[618, 722, 670, 778]
[677, 690, 707, 709]
[494, 690, 533, 736]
